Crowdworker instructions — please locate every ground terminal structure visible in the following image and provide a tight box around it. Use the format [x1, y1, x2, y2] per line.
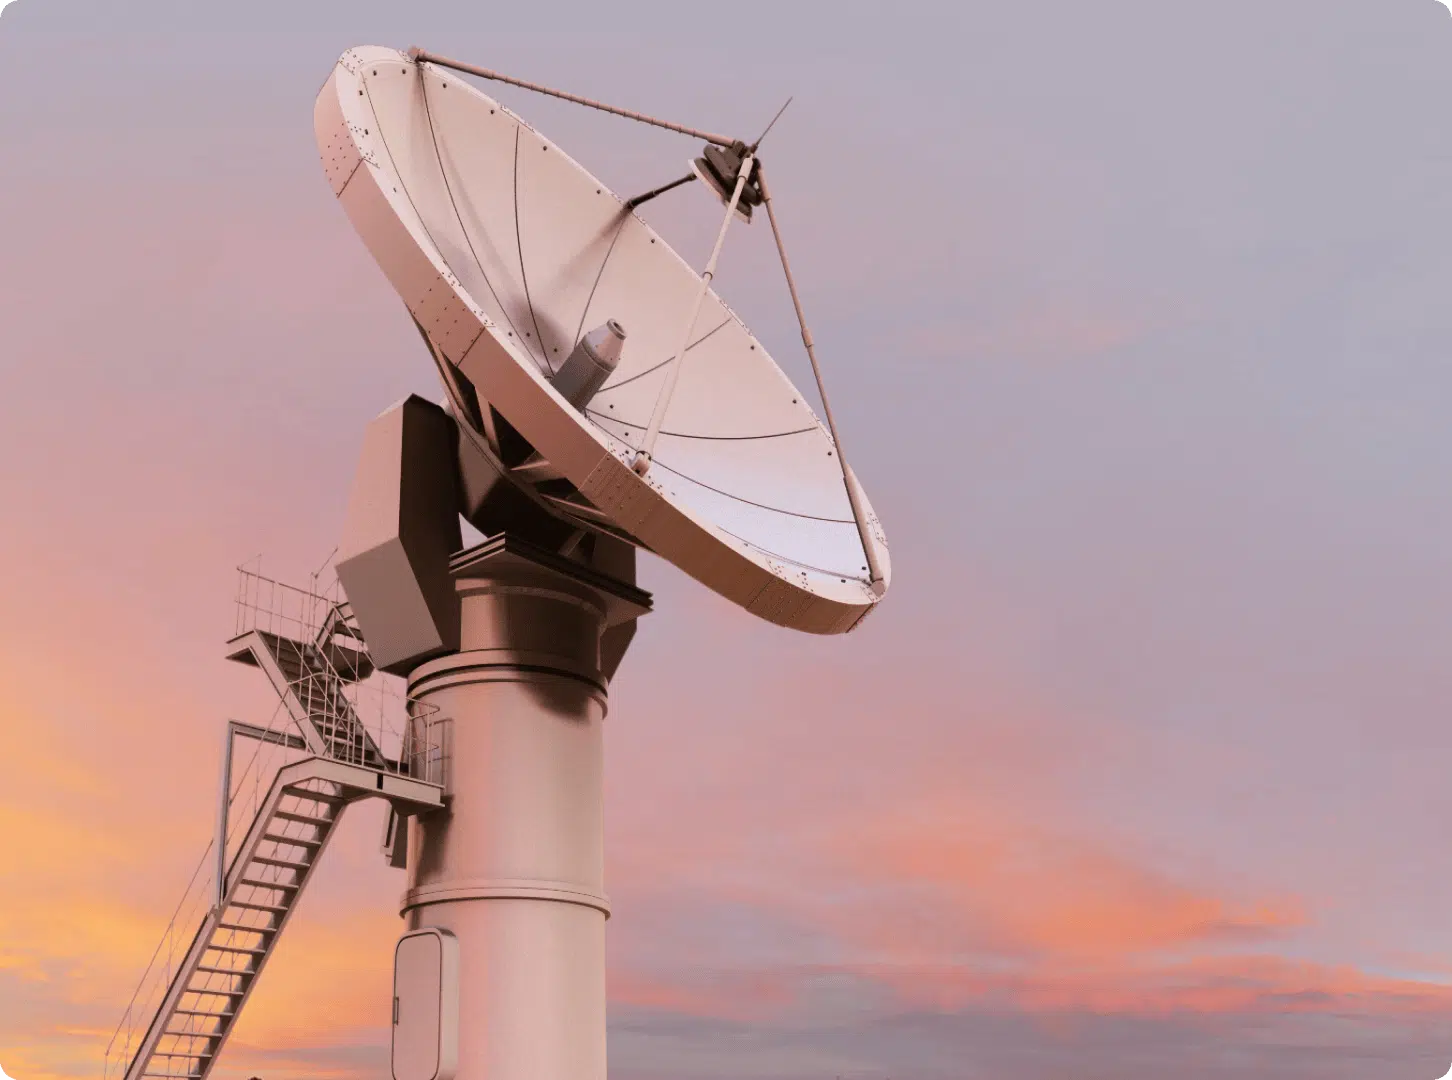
[104, 44, 891, 1080]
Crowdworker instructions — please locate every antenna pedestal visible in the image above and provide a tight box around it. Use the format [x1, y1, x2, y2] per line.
[398, 535, 649, 1080]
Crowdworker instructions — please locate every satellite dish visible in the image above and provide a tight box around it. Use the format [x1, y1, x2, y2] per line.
[314, 45, 890, 633]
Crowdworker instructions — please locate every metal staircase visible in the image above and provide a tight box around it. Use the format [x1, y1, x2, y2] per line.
[121, 759, 442, 1080]
[104, 569, 449, 1080]
[226, 617, 390, 771]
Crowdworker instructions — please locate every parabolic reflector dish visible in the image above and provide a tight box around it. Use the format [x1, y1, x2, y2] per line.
[315, 46, 890, 634]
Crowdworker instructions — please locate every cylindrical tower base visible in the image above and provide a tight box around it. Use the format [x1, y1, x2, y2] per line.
[399, 539, 645, 1080]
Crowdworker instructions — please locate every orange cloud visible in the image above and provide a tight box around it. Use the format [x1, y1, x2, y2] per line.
[222, 909, 398, 1053]
[846, 952, 1452, 1019]
[602, 782, 1327, 1032]
[834, 801, 1306, 962]
[608, 969, 794, 1022]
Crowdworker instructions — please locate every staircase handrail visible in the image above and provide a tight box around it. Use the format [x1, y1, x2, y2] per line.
[102, 711, 287, 1080]
[113, 760, 346, 1080]
[102, 837, 215, 1080]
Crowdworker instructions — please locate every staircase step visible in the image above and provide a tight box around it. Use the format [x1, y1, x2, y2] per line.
[229, 899, 289, 916]
[251, 855, 309, 871]
[207, 944, 267, 957]
[272, 809, 332, 827]
[143, 1072, 205, 1079]
[282, 786, 345, 807]
[183, 986, 246, 999]
[194, 964, 253, 977]
[215, 921, 274, 934]
[237, 874, 299, 889]
[262, 832, 323, 849]
[173, 1008, 235, 1019]
[164, 1021, 223, 1036]
[158, 1040, 214, 1053]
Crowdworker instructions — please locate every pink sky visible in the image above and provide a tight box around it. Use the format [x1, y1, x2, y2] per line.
[6, 1, 1452, 1077]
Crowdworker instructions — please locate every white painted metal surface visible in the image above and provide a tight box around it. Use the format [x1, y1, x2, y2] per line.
[398, 538, 644, 1080]
[314, 46, 891, 634]
[393, 928, 459, 1080]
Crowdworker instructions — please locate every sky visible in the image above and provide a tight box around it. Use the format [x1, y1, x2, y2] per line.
[5, 0, 1452, 1077]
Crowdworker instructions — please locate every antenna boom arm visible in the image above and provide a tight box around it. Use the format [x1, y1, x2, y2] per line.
[632, 154, 756, 476]
[756, 165, 886, 593]
[409, 48, 737, 148]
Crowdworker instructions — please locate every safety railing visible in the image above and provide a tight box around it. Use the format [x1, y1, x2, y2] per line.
[233, 565, 444, 782]
[234, 560, 344, 642]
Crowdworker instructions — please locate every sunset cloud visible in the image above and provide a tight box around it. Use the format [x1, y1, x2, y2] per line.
[7, 3, 1452, 1080]
[830, 798, 1307, 962]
